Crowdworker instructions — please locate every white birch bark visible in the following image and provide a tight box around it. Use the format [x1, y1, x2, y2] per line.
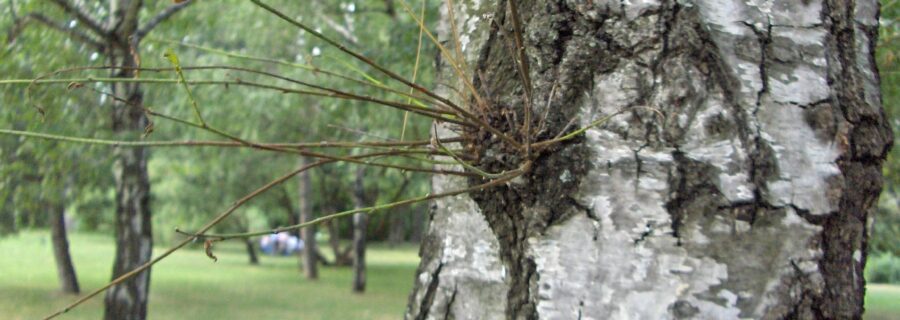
[407, 1, 891, 319]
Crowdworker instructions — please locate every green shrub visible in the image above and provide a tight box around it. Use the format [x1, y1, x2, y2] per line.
[866, 253, 900, 284]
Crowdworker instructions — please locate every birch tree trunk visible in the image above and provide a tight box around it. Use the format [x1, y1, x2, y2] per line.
[104, 1, 152, 319]
[406, 1, 892, 319]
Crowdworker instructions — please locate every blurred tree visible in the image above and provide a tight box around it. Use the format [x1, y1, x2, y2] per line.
[872, 0, 900, 258]
[3, 0, 193, 318]
[352, 165, 368, 293]
[298, 156, 318, 278]
[2, 0, 120, 296]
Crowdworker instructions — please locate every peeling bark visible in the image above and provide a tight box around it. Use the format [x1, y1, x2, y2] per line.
[406, 0, 891, 319]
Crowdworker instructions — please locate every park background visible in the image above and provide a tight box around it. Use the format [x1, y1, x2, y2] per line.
[0, 0, 898, 319]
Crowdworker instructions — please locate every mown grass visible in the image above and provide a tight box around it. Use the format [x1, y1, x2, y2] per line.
[3, 230, 899, 319]
[866, 284, 900, 320]
[0, 231, 419, 320]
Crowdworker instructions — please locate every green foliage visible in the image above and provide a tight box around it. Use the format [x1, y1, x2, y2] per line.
[866, 253, 900, 284]
[1, 0, 441, 242]
[872, 0, 900, 257]
[0, 0, 117, 235]
[871, 201, 900, 256]
[135, 0, 439, 244]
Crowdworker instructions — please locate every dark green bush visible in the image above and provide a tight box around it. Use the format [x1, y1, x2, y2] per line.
[866, 253, 900, 284]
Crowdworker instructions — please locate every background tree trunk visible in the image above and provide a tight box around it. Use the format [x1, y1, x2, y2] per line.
[104, 1, 152, 319]
[0, 182, 14, 234]
[326, 220, 353, 266]
[244, 238, 259, 265]
[388, 213, 405, 247]
[50, 204, 79, 294]
[352, 166, 367, 293]
[299, 157, 318, 279]
[406, 0, 892, 319]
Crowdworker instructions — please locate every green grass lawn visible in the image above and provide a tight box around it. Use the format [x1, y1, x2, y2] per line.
[0, 231, 420, 320]
[866, 284, 900, 320]
[3, 230, 898, 319]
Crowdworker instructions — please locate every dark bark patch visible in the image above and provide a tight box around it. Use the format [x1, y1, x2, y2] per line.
[462, 1, 615, 318]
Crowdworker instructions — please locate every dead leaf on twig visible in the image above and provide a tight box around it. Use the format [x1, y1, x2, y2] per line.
[204, 239, 218, 262]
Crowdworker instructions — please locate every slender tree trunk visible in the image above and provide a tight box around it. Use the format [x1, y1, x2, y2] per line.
[244, 238, 259, 265]
[50, 204, 79, 294]
[321, 169, 353, 266]
[299, 157, 318, 279]
[326, 220, 353, 266]
[104, 1, 152, 319]
[388, 213, 404, 247]
[352, 166, 367, 293]
[406, 1, 892, 319]
[0, 181, 16, 234]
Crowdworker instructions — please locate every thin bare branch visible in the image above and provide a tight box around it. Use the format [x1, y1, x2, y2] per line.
[0, 128, 460, 150]
[249, 1, 480, 124]
[43, 151, 523, 318]
[136, 0, 194, 40]
[508, 1, 534, 157]
[40, 61, 449, 111]
[7, 13, 105, 49]
[397, 0, 485, 110]
[192, 163, 529, 240]
[252, 1, 522, 149]
[42, 159, 334, 320]
[315, 1, 359, 44]
[47, 0, 108, 38]
[531, 109, 629, 151]
[400, 0, 425, 141]
[395, 0, 524, 149]
[2, 76, 470, 126]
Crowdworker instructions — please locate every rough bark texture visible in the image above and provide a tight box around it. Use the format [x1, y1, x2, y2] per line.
[352, 166, 368, 293]
[299, 157, 318, 279]
[406, 0, 892, 319]
[104, 1, 153, 319]
[50, 206, 80, 294]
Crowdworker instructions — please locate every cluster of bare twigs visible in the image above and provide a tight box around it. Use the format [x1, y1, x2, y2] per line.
[0, 1, 620, 319]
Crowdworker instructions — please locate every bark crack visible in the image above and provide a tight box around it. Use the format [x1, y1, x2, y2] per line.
[442, 285, 458, 320]
[414, 262, 444, 320]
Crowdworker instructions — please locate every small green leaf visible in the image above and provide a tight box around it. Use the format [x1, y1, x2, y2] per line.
[164, 49, 180, 67]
